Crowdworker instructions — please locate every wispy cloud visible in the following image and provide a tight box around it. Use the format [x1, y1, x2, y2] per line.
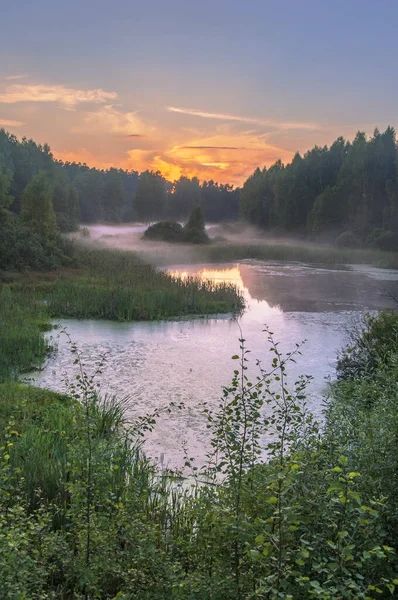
[73, 104, 152, 136]
[0, 84, 117, 108]
[168, 106, 259, 124]
[0, 117, 24, 127]
[123, 133, 147, 138]
[5, 74, 28, 81]
[181, 145, 243, 150]
[167, 106, 321, 131]
[124, 130, 293, 184]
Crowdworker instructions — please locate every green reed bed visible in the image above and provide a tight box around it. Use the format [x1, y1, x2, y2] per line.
[30, 247, 244, 320]
[202, 240, 398, 268]
[0, 285, 51, 382]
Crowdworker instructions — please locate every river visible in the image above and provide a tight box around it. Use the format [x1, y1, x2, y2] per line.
[27, 227, 398, 468]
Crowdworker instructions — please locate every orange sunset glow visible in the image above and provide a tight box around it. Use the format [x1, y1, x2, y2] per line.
[0, 79, 353, 186]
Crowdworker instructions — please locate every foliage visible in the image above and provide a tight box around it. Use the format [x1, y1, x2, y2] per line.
[374, 231, 398, 252]
[52, 173, 80, 232]
[21, 172, 58, 240]
[0, 327, 397, 598]
[184, 205, 209, 244]
[24, 246, 244, 320]
[0, 214, 67, 271]
[143, 220, 184, 242]
[0, 156, 13, 216]
[167, 176, 240, 223]
[327, 311, 398, 559]
[134, 170, 166, 222]
[241, 127, 398, 244]
[334, 230, 361, 249]
[0, 286, 51, 382]
[143, 207, 210, 244]
[336, 310, 398, 381]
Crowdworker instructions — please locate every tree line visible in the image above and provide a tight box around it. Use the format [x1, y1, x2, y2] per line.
[241, 126, 398, 248]
[2, 126, 398, 255]
[0, 129, 239, 233]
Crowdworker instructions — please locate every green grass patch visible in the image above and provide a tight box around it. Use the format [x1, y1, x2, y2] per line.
[26, 246, 244, 320]
[0, 285, 52, 382]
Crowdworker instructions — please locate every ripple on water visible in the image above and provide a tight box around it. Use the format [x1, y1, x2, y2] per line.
[27, 258, 398, 469]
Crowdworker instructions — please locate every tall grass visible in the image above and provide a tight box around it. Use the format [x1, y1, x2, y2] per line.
[0, 285, 51, 382]
[29, 247, 244, 320]
[201, 240, 398, 268]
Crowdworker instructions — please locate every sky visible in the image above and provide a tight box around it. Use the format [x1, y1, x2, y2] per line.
[1, 0, 398, 185]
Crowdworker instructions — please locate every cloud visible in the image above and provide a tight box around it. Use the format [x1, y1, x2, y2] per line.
[74, 104, 152, 136]
[0, 117, 24, 127]
[5, 74, 28, 81]
[123, 133, 147, 138]
[168, 105, 260, 124]
[124, 130, 293, 185]
[167, 105, 321, 131]
[0, 84, 117, 108]
[181, 145, 243, 150]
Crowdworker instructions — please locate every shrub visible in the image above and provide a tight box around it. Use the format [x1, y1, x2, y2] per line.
[143, 220, 184, 242]
[334, 230, 361, 248]
[336, 310, 398, 381]
[374, 231, 398, 252]
[143, 207, 210, 244]
[80, 226, 91, 238]
[366, 227, 386, 248]
[0, 215, 65, 271]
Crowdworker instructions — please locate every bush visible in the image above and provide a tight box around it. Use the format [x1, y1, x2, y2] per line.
[0, 215, 65, 271]
[336, 310, 398, 381]
[374, 231, 398, 252]
[80, 226, 91, 238]
[334, 230, 361, 248]
[143, 220, 184, 242]
[366, 227, 386, 248]
[143, 207, 210, 245]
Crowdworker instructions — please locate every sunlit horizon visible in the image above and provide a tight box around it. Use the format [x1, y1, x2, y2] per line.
[2, 1, 398, 185]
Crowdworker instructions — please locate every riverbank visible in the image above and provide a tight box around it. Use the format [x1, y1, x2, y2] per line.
[1, 240, 398, 596]
[1, 307, 398, 598]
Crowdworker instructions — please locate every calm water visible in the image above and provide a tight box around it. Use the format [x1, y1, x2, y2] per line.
[28, 257, 398, 468]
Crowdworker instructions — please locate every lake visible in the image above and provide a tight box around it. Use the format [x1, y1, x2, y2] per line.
[28, 238, 398, 469]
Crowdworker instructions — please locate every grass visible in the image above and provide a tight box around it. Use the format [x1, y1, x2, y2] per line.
[200, 240, 398, 268]
[0, 322, 397, 598]
[0, 285, 51, 382]
[13, 246, 244, 321]
[0, 245, 243, 381]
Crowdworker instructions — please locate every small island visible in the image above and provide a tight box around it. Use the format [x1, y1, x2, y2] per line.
[143, 205, 210, 244]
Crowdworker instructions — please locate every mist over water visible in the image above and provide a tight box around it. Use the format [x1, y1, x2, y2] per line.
[31, 225, 398, 468]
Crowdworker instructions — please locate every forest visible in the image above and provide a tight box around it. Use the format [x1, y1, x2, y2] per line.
[2, 126, 398, 256]
[1, 125, 398, 598]
[241, 127, 398, 249]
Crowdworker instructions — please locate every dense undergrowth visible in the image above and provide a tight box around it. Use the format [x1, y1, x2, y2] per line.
[1, 305, 398, 598]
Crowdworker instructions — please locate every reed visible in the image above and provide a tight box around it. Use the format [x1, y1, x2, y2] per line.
[0, 285, 51, 382]
[29, 246, 244, 320]
[202, 240, 398, 268]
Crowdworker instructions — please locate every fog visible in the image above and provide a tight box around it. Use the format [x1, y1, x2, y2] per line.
[76, 222, 320, 267]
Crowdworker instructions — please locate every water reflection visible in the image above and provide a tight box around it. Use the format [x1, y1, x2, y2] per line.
[28, 260, 398, 469]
